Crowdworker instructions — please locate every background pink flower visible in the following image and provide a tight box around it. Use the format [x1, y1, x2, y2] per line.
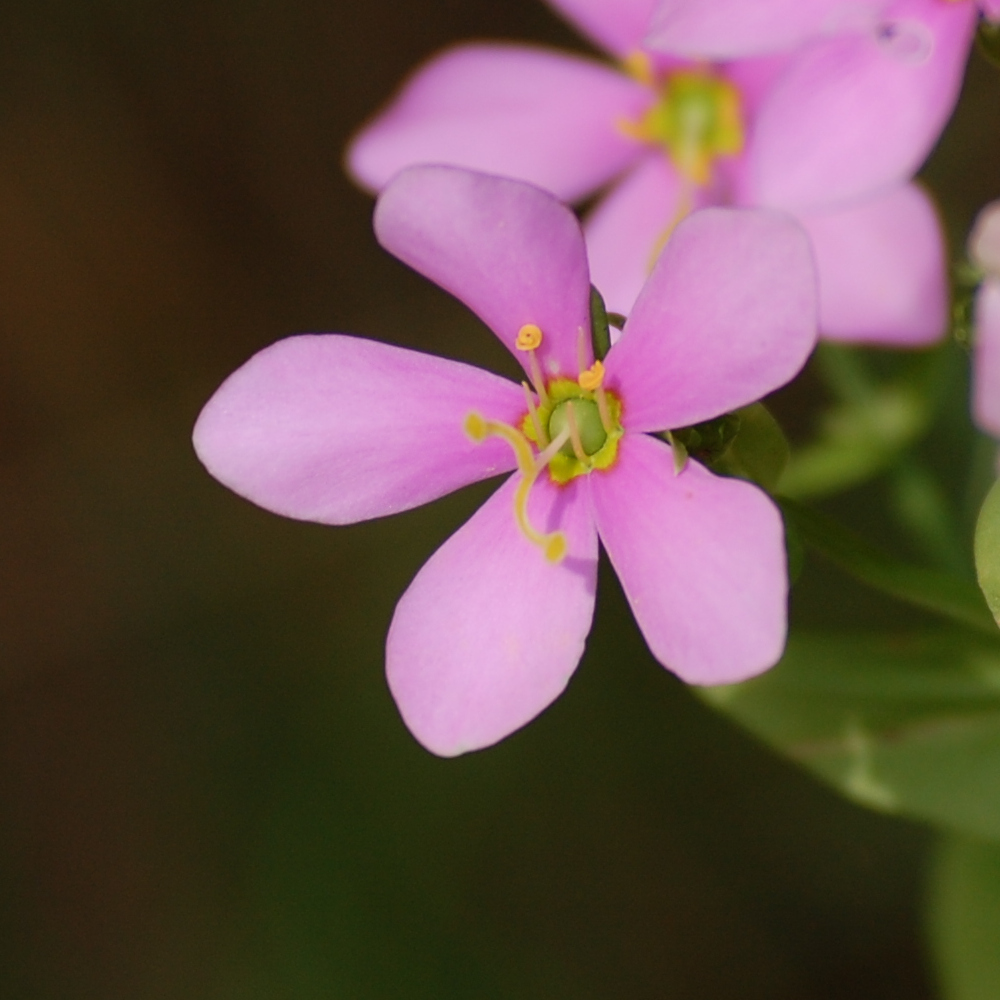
[194, 166, 818, 756]
[969, 200, 1000, 438]
[647, 0, 996, 59]
[347, 0, 971, 345]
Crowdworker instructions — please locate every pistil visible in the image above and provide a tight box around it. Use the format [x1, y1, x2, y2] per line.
[522, 381, 548, 447]
[465, 412, 570, 563]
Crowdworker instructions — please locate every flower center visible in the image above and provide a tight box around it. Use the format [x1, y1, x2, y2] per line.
[525, 376, 623, 486]
[621, 61, 745, 187]
[464, 325, 624, 562]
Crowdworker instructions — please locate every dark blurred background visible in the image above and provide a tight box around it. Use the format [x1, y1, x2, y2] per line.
[0, 1, 998, 997]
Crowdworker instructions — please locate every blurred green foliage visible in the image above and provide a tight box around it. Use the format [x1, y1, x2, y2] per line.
[928, 835, 1000, 1000]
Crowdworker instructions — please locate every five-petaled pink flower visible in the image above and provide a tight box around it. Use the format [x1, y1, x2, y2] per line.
[968, 200, 1000, 439]
[193, 166, 818, 756]
[347, 0, 972, 346]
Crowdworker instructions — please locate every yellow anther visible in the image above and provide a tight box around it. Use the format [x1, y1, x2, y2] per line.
[578, 360, 605, 392]
[464, 412, 489, 442]
[516, 324, 543, 351]
[622, 50, 655, 87]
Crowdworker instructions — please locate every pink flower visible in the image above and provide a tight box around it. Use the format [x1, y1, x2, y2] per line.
[647, 0, 994, 59]
[347, 0, 971, 345]
[968, 201, 1000, 438]
[193, 166, 818, 756]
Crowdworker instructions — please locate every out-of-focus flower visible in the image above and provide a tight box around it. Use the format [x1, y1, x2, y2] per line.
[347, 0, 970, 344]
[193, 166, 818, 756]
[646, 0, 994, 60]
[968, 200, 1000, 437]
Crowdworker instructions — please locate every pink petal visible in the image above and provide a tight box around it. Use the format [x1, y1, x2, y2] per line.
[646, 0, 875, 58]
[590, 433, 787, 684]
[544, 0, 659, 56]
[798, 182, 947, 345]
[982, 0, 1000, 20]
[387, 475, 598, 756]
[346, 44, 650, 202]
[745, 0, 976, 211]
[723, 52, 800, 119]
[974, 281, 1000, 438]
[375, 165, 593, 380]
[585, 154, 696, 316]
[192, 334, 524, 525]
[604, 207, 817, 432]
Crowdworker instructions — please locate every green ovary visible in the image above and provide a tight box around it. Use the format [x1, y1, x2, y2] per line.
[524, 378, 624, 485]
[550, 398, 607, 456]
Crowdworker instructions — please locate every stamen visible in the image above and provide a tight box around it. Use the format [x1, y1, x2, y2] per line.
[578, 360, 605, 392]
[534, 425, 572, 470]
[594, 385, 613, 434]
[576, 326, 590, 376]
[515, 323, 548, 406]
[564, 403, 588, 462]
[622, 50, 655, 87]
[616, 117, 649, 142]
[522, 381, 548, 447]
[464, 412, 569, 563]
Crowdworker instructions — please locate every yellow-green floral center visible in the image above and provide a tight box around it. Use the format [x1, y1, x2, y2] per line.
[523, 378, 624, 485]
[624, 66, 745, 185]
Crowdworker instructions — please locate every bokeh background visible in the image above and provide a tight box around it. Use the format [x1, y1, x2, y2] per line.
[1, 1, 999, 997]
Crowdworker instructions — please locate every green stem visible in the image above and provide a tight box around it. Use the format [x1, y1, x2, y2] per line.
[779, 497, 998, 636]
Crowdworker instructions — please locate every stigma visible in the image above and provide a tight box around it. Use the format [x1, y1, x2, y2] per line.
[464, 324, 624, 562]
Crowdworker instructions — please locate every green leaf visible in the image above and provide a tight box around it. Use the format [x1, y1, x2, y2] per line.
[779, 342, 955, 499]
[781, 498, 997, 635]
[701, 631, 1000, 839]
[779, 384, 929, 498]
[974, 479, 1000, 626]
[889, 459, 968, 575]
[928, 835, 1000, 1000]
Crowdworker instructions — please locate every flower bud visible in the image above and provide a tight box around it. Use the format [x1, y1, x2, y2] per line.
[968, 199, 1000, 278]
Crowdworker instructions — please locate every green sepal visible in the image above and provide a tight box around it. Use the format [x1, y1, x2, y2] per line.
[589, 285, 612, 361]
[710, 403, 789, 491]
[975, 479, 1000, 627]
[670, 434, 688, 474]
[661, 404, 790, 492]
[668, 412, 741, 465]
